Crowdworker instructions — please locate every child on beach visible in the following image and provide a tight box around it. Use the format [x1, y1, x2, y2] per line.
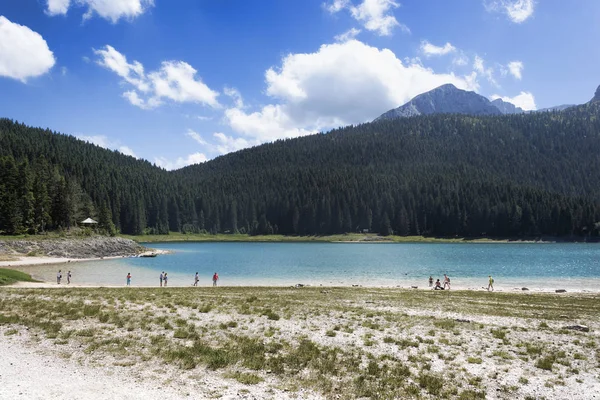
[163, 273, 168, 287]
[57, 270, 62, 284]
[67, 271, 71, 285]
[126, 273, 131, 286]
[213, 272, 219, 287]
[487, 276, 494, 291]
[434, 279, 444, 290]
[194, 272, 199, 286]
[160, 272, 164, 287]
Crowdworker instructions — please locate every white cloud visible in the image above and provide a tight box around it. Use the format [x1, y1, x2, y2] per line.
[335, 28, 362, 42]
[60, 66, 68, 76]
[0, 16, 56, 82]
[491, 91, 536, 110]
[213, 132, 255, 155]
[223, 87, 244, 108]
[420, 40, 456, 57]
[507, 60, 523, 80]
[185, 129, 209, 146]
[148, 61, 219, 107]
[78, 135, 111, 148]
[95, 45, 149, 91]
[77, 134, 138, 156]
[94, 45, 219, 109]
[325, 0, 349, 13]
[47, 0, 70, 15]
[154, 153, 207, 170]
[118, 146, 137, 157]
[46, 0, 154, 23]
[224, 40, 479, 146]
[473, 55, 498, 87]
[351, 0, 407, 36]
[452, 53, 469, 66]
[225, 105, 315, 143]
[326, 0, 408, 36]
[486, 0, 535, 23]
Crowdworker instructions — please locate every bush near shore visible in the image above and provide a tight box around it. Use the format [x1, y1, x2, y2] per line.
[0, 269, 36, 286]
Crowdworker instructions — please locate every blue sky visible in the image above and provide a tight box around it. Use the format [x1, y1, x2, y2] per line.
[1, 0, 599, 169]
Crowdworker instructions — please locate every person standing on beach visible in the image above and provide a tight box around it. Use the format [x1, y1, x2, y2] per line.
[443, 274, 451, 290]
[160, 271, 164, 287]
[126, 273, 131, 286]
[57, 270, 62, 284]
[67, 271, 72, 285]
[212, 272, 219, 287]
[163, 272, 168, 287]
[487, 275, 494, 291]
[194, 272, 199, 287]
[428, 276, 433, 287]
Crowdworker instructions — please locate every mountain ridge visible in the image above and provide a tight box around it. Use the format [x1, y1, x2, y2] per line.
[374, 84, 502, 121]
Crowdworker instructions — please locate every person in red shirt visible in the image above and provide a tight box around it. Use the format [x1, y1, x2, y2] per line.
[212, 272, 219, 287]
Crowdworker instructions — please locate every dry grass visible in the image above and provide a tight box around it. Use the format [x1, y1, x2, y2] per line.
[0, 287, 598, 399]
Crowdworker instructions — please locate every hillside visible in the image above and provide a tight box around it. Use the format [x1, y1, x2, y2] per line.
[1, 87, 600, 239]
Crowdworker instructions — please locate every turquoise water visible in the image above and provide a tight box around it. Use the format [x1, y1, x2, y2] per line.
[21, 242, 600, 291]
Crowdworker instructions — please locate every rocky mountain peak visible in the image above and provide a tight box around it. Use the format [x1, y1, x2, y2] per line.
[593, 85, 600, 102]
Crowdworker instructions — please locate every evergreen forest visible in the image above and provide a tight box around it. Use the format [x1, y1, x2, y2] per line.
[1, 100, 600, 239]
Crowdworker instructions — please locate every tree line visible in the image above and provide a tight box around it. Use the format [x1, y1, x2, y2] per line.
[1, 102, 599, 238]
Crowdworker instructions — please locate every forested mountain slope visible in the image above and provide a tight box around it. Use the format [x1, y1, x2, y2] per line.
[1, 93, 600, 238]
[175, 101, 600, 237]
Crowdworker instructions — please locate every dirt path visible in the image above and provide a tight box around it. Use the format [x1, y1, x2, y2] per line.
[0, 334, 189, 400]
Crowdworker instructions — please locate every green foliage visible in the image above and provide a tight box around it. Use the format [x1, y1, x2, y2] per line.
[2, 104, 600, 238]
[0, 268, 37, 286]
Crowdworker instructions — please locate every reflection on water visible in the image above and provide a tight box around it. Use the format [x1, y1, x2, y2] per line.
[17, 242, 600, 292]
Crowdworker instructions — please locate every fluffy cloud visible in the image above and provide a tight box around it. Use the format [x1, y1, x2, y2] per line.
[94, 45, 219, 109]
[507, 60, 523, 80]
[473, 55, 498, 87]
[420, 41, 456, 57]
[224, 40, 479, 146]
[154, 153, 207, 170]
[491, 91, 536, 110]
[46, 0, 154, 23]
[334, 28, 361, 42]
[486, 0, 535, 24]
[327, 0, 408, 36]
[47, 0, 70, 15]
[77, 134, 138, 157]
[0, 16, 56, 82]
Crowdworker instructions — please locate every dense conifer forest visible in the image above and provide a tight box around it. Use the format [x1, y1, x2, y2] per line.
[1, 100, 600, 238]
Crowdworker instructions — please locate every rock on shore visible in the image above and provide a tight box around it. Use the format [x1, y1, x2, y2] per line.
[0, 237, 146, 259]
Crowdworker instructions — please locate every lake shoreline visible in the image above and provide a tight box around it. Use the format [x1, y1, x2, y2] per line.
[121, 232, 600, 244]
[6, 278, 600, 294]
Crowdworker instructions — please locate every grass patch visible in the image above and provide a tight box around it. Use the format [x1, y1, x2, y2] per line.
[535, 355, 555, 371]
[227, 371, 264, 385]
[0, 268, 37, 286]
